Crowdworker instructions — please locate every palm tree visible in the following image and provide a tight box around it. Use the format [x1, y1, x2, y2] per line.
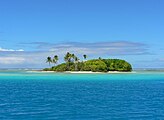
[99, 57, 102, 60]
[74, 56, 79, 71]
[52, 55, 58, 66]
[71, 54, 75, 62]
[64, 52, 72, 70]
[69, 53, 79, 71]
[83, 54, 87, 61]
[46, 56, 52, 66]
[64, 52, 71, 62]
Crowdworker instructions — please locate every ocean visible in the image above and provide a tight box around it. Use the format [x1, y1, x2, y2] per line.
[0, 70, 164, 119]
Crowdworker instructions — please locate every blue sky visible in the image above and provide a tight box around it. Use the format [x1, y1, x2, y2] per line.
[0, 0, 164, 68]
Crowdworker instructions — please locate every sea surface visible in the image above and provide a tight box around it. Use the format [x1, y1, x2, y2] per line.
[0, 70, 164, 120]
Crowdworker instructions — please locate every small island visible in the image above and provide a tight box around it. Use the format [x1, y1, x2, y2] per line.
[43, 52, 132, 72]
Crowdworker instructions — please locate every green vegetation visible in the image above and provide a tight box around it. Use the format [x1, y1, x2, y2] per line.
[102, 59, 132, 72]
[44, 52, 132, 72]
[46, 56, 52, 66]
[83, 59, 107, 72]
[52, 55, 59, 66]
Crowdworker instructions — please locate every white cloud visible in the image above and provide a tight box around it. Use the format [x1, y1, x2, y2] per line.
[0, 47, 24, 52]
[46, 41, 149, 55]
[0, 51, 55, 67]
[0, 57, 25, 64]
[20, 41, 149, 55]
[0, 41, 151, 68]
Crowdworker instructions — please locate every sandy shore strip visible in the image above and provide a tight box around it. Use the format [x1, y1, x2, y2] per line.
[27, 70, 134, 74]
[27, 70, 55, 73]
[66, 71, 133, 74]
[64, 71, 103, 74]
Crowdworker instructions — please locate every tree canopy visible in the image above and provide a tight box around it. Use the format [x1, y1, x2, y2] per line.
[44, 56, 132, 72]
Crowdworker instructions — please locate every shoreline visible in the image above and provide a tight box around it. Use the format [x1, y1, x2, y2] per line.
[28, 70, 133, 74]
[64, 71, 132, 74]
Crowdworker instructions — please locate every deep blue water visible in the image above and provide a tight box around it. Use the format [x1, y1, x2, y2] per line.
[0, 71, 164, 120]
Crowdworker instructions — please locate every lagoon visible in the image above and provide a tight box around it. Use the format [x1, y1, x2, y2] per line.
[0, 70, 164, 119]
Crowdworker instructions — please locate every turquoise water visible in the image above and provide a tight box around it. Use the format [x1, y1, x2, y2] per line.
[0, 71, 164, 119]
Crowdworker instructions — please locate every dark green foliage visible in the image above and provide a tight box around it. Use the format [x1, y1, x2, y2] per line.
[43, 68, 52, 71]
[102, 59, 132, 72]
[77, 62, 84, 71]
[52, 63, 67, 72]
[83, 59, 107, 72]
[43, 58, 132, 72]
[46, 56, 52, 66]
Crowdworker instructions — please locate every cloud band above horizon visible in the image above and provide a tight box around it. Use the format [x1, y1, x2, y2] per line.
[0, 41, 159, 68]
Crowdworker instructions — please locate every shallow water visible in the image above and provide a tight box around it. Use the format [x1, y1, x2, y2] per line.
[0, 71, 164, 119]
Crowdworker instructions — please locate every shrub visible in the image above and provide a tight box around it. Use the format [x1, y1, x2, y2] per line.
[53, 63, 67, 72]
[43, 59, 132, 72]
[102, 59, 132, 71]
[83, 59, 107, 72]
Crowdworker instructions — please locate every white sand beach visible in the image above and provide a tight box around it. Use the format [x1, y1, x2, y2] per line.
[29, 70, 133, 74]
